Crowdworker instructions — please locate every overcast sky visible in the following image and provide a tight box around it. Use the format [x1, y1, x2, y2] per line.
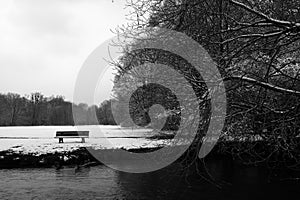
[0, 0, 128, 105]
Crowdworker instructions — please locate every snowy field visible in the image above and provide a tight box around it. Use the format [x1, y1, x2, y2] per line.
[0, 126, 167, 155]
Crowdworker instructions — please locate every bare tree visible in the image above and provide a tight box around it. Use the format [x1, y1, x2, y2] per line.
[112, 0, 300, 166]
[5, 93, 24, 126]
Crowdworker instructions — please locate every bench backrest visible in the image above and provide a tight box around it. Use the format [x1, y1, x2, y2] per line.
[56, 131, 89, 137]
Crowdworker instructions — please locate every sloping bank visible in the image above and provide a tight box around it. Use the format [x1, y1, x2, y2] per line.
[1, 139, 299, 169]
[0, 147, 162, 169]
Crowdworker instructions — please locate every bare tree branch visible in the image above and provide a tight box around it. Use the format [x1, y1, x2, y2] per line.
[228, 0, 300, 28]
[224, 76, 300, 96]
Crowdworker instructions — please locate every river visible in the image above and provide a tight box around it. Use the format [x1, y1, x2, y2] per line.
[1, 158, 299, 200]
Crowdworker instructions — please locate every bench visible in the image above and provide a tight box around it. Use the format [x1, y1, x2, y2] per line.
[55, 131, 89, 143]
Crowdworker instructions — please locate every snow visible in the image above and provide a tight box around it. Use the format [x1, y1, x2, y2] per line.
[0, 125, 168, 155]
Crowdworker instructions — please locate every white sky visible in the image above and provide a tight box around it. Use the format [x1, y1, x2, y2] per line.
[0, 0, 129, 105]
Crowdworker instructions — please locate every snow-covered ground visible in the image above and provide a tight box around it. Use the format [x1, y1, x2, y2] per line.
[0, 126, 167, 155]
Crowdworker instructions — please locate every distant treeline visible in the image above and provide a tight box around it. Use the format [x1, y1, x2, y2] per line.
[0, 92, 116, 126]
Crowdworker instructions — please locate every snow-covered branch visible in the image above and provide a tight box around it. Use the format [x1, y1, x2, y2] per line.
[228, 0, 300, 29]
[224, 76, 300, 96]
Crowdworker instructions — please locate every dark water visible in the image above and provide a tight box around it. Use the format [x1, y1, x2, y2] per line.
[0, 159, 300, 200]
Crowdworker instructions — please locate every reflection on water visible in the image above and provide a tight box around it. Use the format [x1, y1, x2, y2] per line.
[0, 159, 300, 200]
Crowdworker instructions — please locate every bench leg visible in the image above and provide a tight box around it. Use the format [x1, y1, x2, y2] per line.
[59, 138, 64, 143]
[81, 138, 85, 143]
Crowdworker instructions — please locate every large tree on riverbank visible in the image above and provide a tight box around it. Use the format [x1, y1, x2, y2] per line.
[112, 0, 300, 166]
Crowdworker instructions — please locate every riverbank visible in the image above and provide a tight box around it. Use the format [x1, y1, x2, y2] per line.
[0, 147, 165, 169]
[0, 124, 299, 169]
[1, 140, 299, 170]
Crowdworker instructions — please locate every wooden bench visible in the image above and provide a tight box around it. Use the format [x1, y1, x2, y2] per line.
[55, 131, 89, 143]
